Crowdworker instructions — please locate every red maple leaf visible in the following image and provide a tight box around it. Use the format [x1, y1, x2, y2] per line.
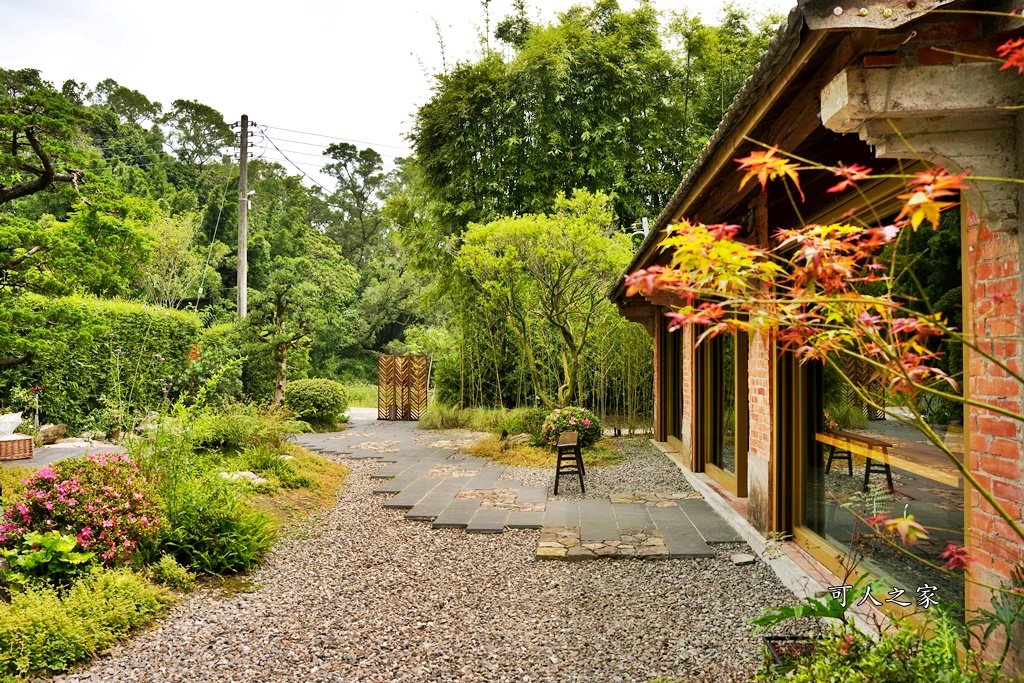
[828, 163, 873, 193]
[997, 37, 1024, 75]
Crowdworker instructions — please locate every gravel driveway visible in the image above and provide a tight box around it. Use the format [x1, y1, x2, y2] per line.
[52, 452, 796, 683]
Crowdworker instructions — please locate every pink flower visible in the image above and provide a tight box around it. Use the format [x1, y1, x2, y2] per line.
[582, 419, 591, 427]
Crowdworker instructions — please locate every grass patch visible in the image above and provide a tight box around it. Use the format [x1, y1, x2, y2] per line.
[346, 383, 378, 408]
[465, 437, 621, 468]
[247, 443, 347, 528]
[0, 464, 35, 508]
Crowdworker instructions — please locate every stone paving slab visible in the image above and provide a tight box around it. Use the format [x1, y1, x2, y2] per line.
[611, 502, 657, 530]
[648, 506, 716, 558]
[463, 468, 504, 490]
[542, 500, 580, 529]
[382, 476, 443, 510]
[515, 486, 548, 504]
[405, 477, 471, 521]
[578, 499, 620, 543]
[371, 457, 426, 479]
[466, 509, 510, 534]
[506, 510, 545, 529]
[372, 461, 439, 494]
[676, 498, 741, 544]
[432, 499, 482, 529]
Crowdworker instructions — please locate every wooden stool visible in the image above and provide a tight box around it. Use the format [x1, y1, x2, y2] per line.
[825, 444, 853, 476]
[864, 456, 894, 493]
[554, 431, 585, 495]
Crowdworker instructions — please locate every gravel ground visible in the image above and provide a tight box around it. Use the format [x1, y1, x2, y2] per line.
[495, 438, 693, 500]
[52, 455, 794, 683]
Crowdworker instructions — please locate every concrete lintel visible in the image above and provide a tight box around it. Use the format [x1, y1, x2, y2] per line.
[821, 63, 1024, 133]
[822, 63, 1023, 233]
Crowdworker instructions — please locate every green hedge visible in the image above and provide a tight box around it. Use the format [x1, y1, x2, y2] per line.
[0, 295, 200, 432]
[283, 378, 348, 423]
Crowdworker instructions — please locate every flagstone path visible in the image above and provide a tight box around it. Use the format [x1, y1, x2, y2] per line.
[293, 410, 740, 560]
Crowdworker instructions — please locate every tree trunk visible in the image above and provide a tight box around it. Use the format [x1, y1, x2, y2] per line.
[272, 345, 288, 408]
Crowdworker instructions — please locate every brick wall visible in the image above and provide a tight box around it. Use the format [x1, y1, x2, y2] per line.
[748, 330, 773, 464]
[964, 204, 1024, 670]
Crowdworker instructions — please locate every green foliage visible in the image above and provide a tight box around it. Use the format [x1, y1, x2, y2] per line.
[193, 402, 309, 452]
[346, 383, 378, 408]
[147, 554, 196, 592]
[156, 476, 275, 575]
[0, 467, 32, 511]
[238, 444, 312, 490]
[0, 568, 168, 680]
[496, 407, 549, 442]
[754, 612, 998, 682]
[1, 532, 97, 591]
[408, 3, 777, 239]
[283, 378, 349, 424]
[0, 294, 200, 432]
[540, 406, 602, 448]
[456, 190, 631, 407]
[823, 401, 868, 431]
[181, 322, 246, 403]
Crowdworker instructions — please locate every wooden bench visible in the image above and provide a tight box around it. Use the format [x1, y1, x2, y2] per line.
[554, 431, 585, 495]
[816, 431, 894, 493]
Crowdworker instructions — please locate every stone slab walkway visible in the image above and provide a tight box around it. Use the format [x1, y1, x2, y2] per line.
[292, 410, 739, 560]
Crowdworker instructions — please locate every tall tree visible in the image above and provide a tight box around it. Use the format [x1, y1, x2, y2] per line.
[0, 68, 88, 206]
[161, 99, 232, 170]
[318, 143, 389, 270]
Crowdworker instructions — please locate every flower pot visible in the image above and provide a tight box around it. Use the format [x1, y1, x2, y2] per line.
[762, 635, 817, 666]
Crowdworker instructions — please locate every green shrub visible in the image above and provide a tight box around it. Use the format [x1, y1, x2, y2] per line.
[157, 477, 275, 575]
[0, 568, 168, 680]
[753, 617, 996, 682]
[497, 407, 549, 442]
[0, 466, 32, 511]
[193, 402, 309, 452]
[0, 294, 201, 432]
[148, 554, 196, 591]
[1, 532, 98, 591]
[283, 378, 348, 424]
[540, 406, 602, 448]
[239, 444, 312, 489]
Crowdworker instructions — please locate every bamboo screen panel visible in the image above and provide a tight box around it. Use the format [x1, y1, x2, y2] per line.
[377, 354, 428, 420]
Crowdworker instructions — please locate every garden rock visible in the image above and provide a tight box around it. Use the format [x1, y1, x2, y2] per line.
[501, 433, 533, 451]
[219, 471, 269, 485]
[38, 423, 67, 444]
[730, 553, 757, 566]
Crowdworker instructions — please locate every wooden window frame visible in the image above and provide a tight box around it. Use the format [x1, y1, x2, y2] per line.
[696, 328, 749, 497]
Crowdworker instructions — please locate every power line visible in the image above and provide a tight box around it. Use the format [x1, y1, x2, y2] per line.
[263, 125, 409, 152]
[263, 133, 330, 192]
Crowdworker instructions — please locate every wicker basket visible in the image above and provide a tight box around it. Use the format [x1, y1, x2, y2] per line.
[0, 434, 33, 461]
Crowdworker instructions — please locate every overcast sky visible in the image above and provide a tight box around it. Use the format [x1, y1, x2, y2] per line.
[1, 0, 795, 183]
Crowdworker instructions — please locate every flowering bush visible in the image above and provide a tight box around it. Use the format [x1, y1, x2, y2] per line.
[0, 453, 159, 564]
[540, 406, 602, 448]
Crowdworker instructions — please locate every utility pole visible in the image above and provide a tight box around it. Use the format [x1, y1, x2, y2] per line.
[237, 114, 249, 319]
